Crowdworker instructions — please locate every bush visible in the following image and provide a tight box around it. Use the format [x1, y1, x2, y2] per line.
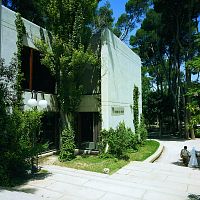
[109, 122, 132, 158]
[0, 108, 48, 187]
[59, 126, 75, 161]
[99, 122, 137, 159]
[0, 58, 47, 186]
[129, 132, 139, 150]
[137, 116, 148, 144]
[98, 128, 111, 155]
[195, 129, 200, 138]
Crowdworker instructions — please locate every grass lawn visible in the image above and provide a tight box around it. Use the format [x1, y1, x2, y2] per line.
[54, 140, 159, 174]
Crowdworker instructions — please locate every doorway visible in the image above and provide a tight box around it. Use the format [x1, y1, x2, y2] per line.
[77, 112, 100, 149]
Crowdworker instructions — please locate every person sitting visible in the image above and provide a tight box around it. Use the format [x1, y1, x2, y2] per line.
[180, 146, 190, 166]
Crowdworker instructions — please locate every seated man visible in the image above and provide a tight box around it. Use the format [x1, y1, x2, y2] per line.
[180, 146, 190, 166]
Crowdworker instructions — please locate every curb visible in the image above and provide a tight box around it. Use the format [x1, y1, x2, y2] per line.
[143, 141, 164, 163]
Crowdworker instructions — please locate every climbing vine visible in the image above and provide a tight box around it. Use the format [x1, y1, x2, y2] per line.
[15, 13, 26, 106]
[133, 85, 139, 132]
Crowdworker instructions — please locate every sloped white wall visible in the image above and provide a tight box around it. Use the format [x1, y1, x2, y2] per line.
[101, 29, 142, 131]
[1, 6, 50, 64]
[1, 6, 56, 111]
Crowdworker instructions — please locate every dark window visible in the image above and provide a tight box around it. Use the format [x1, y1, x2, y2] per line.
[80, 112, 94, 142]
[21, 46, 55, 94]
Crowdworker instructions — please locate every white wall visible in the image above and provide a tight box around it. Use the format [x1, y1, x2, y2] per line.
[1, 6, 56, 111]
[101, 29, 142, 131]
[1, 6, 48, 63]
[1, 6, 17, 64]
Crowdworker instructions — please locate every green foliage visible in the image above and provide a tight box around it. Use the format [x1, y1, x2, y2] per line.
[137, 116, 148, 144]
[3, 0, 46, 26]
[59, 127, 75, 161]
[195, 129, 200, 138]
[11, 108, 47, 157]
[186, 35, 200, 136]
[36, 39, 99, 116]
[130, 0, 200, 137]
[0, 107, 47, 187]
[114, 0, 150, 40]
[187, 57, 200, 74]
[15, 13, 26, 106]
[35, 0, 100, 128]
[133, 85, 139, 132]
[94, 1, 114, 30]
[0, 58, 47, 186]
[99, 122, 138, 159]
[98, 128, 110, 154]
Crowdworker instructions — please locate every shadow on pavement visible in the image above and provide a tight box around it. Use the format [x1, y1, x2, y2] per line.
[172, 161, 200, 171]
[12, 170, 52, 194]
[30, 170, 52, 181]
[16, 188, 37, 194]
[0, 186, 37, 195]
[171, 161, 185, 167]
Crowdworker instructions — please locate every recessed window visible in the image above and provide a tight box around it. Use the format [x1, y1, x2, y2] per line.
[21, 46, 55, 94]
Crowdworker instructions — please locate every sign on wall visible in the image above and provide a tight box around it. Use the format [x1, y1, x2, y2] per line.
[111, 106, 124, 116]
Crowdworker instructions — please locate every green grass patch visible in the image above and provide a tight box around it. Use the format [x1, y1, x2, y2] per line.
[55, 140, 159, 174]
[129, 140, 160, 161]
[56, 156, 128, 174]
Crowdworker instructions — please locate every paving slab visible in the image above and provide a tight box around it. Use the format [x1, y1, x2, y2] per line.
[0, 189, 44, 200]
[1, 138, 200, 199]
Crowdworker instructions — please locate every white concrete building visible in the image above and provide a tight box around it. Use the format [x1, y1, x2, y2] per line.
[0, 6, 142, 150]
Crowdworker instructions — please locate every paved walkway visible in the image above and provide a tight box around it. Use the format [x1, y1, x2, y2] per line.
[1, 139, 200, 200]
[155, 138, 200, 165]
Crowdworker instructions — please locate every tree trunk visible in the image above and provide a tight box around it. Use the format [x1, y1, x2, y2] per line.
[159, 117, 162, 138]
[191, 128, 195, 139]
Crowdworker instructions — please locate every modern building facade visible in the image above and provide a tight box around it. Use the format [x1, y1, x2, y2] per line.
[0, 6, 142, 150]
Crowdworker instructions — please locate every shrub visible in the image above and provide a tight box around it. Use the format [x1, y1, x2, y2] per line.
[0, 55, 47, 186]
[108, 122, 131, 158]
[129, 132, 139, 150]
[0, 58, 47, 186]
[98, 128, 111, 154]
[0, 59, 31, 186]
[195, 129, 200, 138]
[0, 109, 30, 186]
[99, 122, 137, 159]
[59, 126, 75, 161]
[137, 116, 148, 144]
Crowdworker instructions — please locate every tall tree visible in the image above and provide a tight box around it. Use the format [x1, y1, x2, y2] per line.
[130, 0, 200, 138]
[2, 0, 46, 26]
[94, 1, 114, 32]
[114, 0, 151, 40]
[153, 0, 200, 138]
[36, 0, 99, 128]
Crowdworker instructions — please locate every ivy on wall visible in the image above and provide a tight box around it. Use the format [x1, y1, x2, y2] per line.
[133, 85, 139, 132]
[14, 14, 47, 171]
[15, 13, 26, 106]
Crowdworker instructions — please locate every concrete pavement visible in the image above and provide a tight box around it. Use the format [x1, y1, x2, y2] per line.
[1, 139, 200, 200]
[155, 138, 200, 165]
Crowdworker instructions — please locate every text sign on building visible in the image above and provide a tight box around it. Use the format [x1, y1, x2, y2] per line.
[112, 106, 124, 116]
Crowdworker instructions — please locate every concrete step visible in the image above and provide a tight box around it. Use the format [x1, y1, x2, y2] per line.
[11, 162, 200, 200]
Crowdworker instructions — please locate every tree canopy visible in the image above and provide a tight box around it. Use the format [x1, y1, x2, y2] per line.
[129, 0, 200, 138]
